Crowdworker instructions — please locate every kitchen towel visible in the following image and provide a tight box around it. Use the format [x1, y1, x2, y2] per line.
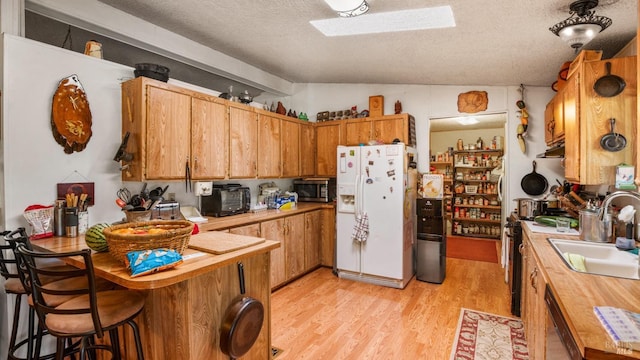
[563, 252, 587, 272]
[352, 212, 369, 243]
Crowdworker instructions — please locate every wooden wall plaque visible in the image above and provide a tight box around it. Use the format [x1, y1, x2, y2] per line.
[369, 95, 384, 117]
[457, 91, 488, 113]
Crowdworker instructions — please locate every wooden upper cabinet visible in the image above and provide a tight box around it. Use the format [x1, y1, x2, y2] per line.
[315, 121, 345, 177]
[343, 114, 415, 147]
[544, 99, 555, 145]
[345, 119, 372, 145]
[121, 77, 193, 181]
[145, 86, 191, 180]
[372, 115, 409, 144]
[281, 118, 300, 178]
[553, 93, 565, 141]
[563, 56, 636, 184]
[257, 113, 281, 178]
[229, 103, 258, 178]
[300, 122, 316, 177]
[191, 97, 228, 179]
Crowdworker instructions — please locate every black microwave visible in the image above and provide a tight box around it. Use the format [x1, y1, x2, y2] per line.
[293, 178, 336, 203]
[200, 185, 250, 217]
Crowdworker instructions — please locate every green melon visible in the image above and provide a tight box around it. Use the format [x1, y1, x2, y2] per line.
[85, 223, 110, 252]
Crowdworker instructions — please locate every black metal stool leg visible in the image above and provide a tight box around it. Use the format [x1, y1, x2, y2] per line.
[8, 294, 21, 358]
[127, 320, 145, 360]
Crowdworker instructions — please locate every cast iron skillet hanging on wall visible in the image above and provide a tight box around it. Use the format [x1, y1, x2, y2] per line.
[600, 118, 627, 152]
[593, 62, 626, 97]
[521, 161, 549, 196]
[220, 262, 264, 359]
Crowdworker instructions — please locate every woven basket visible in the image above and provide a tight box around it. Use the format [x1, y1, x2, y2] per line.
[103, 220, 194, 264]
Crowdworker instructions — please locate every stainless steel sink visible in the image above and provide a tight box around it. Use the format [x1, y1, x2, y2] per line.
[547, 238, 639, 280]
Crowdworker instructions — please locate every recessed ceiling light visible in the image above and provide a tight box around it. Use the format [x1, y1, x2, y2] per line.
[457, 117, 479, 126]
[310, 6, 456, 37]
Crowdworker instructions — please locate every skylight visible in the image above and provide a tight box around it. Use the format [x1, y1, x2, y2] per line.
[310, 6, 456, 37]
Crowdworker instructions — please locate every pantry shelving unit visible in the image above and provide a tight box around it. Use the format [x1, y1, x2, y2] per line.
[452, 149, 504, 239]
[429, 160, 454, 219]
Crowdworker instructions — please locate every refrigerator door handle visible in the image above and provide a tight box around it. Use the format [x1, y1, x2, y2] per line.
[355, 174, 361, 217]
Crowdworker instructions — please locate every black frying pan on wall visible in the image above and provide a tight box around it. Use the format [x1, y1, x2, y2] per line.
[521, 161, 548, 196]
[593, 62, 626, 97]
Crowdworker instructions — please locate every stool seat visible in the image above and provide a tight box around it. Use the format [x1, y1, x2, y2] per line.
[46, 290, 145, 336]
[5, 277, 26, 294]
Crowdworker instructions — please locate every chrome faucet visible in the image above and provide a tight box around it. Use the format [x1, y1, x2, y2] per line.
[598, 191, 640, 221]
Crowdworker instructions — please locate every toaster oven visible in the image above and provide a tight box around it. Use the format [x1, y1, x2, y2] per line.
[200, 185, 250, 217]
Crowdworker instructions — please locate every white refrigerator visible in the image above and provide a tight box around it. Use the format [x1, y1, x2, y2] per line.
[335, 144, 418, 289]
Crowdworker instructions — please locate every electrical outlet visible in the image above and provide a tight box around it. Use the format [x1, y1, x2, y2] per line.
[167, 192, 176, 201]
[194, 181, 213, 196]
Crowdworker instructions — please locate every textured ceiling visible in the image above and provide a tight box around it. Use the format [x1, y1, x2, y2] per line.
[96, 0, 636, 89]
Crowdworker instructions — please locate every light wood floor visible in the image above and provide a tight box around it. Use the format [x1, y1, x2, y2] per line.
[271, 258, 512, 359]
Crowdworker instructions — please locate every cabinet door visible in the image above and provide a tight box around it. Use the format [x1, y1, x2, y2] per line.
[544, 99, 555, 145]
[320, 207, 336, 267]
[146, 86, 191, 179]
[281, 119, 300, 178]
[229, 223, 261, 237]
[257, 114, 281, 178]
[285, 214, 306, 279]
[372, 116, 406, 144]
[553, 93, 565, 141]
[299, 122, 316, 177]
[191, 98, 228, 179]
[304, 210, 322, 270]
[316, 122, 344, 177]
[345, 119, 372, 145]
[563, 74, 580, 182]
[261, 218, 286, 287]
[229, 105, 258, 178]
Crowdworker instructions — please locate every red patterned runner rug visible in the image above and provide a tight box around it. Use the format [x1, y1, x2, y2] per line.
[450, 308, 529, 360]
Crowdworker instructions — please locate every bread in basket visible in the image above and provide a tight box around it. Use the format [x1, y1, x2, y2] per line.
[102, 220, 194, 264]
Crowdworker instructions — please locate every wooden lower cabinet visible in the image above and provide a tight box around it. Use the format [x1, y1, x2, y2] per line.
[304, 210, 322, 271]
[320, 207, 335, 267]
[521, 233, 548, 359]
[260, 210, 333, 289]
[261, 217, 287, 287]
[228, 223, 261, 237]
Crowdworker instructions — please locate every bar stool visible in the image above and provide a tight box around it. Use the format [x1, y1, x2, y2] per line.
[0, 230, 39, 360]
[16, 243, 146, 360]
[3, 228, 115, 359]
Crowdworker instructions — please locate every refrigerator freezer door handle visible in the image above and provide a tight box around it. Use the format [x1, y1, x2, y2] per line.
[354, 174, 360, 217]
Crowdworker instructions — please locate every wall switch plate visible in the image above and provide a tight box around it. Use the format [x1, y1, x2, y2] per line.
[194, 181, 213, 196]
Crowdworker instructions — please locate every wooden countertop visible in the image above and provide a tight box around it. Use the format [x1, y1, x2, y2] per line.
[523, 222, 640, 359]
[197, 202, 335, 231]
[31, 232, 280, 290]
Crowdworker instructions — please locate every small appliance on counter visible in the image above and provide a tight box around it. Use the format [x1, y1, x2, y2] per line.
[200, 184, 250, 217]
[293, 178, 336, 203]
[151, 201, 181, 220]
[257, 182, 281, 205]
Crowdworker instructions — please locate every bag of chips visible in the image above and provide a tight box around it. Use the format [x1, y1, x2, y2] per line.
[126, 248, 183, 278]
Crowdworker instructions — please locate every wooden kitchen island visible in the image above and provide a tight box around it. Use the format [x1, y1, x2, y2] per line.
[31, 233, 280, 360]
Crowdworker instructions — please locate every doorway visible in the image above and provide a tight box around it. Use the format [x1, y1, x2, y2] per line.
[428, 113, 508, 238]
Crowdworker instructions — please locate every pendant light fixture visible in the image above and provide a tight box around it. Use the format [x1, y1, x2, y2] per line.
[323, 0, 369, 17]
[549, 0, 612, 53]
